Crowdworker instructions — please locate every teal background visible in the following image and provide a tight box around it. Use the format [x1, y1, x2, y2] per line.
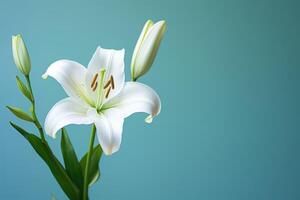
[1, 0, 299, 199]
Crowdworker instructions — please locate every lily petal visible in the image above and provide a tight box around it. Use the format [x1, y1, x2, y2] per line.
[85, 47, 125, 103]
[89, 108, 124, 155]
[104, 82, 161, 122]
[44, 97, 94, 138]
[42, 60, 93, 105]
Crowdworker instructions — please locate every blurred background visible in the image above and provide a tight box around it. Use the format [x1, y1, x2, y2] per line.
[0, 0, 300, 199]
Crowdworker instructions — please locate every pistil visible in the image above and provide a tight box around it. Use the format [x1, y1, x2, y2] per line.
[95, 68, 106, 111]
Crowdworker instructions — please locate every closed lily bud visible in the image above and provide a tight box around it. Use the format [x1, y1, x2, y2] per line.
[12, 34, 31, 75]
[131, 20, 166, 81]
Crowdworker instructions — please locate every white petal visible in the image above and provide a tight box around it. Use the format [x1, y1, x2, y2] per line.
[89, 108, 124, 155]
[44, 97, 94, 138]
[104, 82, 161, 122]
[42, 60, 93, 105]
[85, 47, 125, 103]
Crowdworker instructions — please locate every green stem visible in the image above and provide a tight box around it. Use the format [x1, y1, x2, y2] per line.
[25, 75, 46, 142]
[83, 125, 96, 200]
[131, 77, 137, 82]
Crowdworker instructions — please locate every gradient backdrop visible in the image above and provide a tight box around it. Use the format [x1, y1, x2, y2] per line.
[1, 0, 299, 199]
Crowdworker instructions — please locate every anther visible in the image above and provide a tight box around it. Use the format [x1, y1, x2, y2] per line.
[105, 86, 111, 98]
[111, 75, 115, 89]
[104, 75, 113, 89]
[103, 75, 115, 98]
[104, 75, 115, 89]
[92, 82, 98, 91]
[90, 73, 98, 88]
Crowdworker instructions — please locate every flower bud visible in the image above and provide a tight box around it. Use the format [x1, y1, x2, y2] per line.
[12, 34, 31, 75]
[131, 20, 166, 81]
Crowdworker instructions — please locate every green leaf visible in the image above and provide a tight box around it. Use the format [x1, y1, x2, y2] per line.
[7, 106, 34, 122]
[80, 145, 103, 187]
[10, 122, 80, 200]
[61, 128, 83, 191]
[16, 76, 32, 102]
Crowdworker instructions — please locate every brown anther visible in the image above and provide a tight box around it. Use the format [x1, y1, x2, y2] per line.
[105, 86, 111, 98]
[111, 75, 115, 89]
[103, 75, 115, 98]
[90, 73, 98, 88]
[104, 76, 111, 89]
[92, 82, 98, 91]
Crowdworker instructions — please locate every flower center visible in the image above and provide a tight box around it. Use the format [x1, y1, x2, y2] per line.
[90, 68, 115, 111]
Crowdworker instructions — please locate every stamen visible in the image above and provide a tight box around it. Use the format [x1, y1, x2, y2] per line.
[92, 82, 98, 91]
[105, 86, 111, 98]
[90, 73, 98, 88]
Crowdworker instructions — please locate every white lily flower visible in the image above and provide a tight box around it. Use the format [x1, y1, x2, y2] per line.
[43, 47, 161, 155]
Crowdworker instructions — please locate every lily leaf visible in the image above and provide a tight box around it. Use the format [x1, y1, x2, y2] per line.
[61, 128, 83, 191]
[16, 76, 32, 102]
[80, 145, 103, 186]
[10, 122, 80, 200]
[7, 106, 34, 122]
